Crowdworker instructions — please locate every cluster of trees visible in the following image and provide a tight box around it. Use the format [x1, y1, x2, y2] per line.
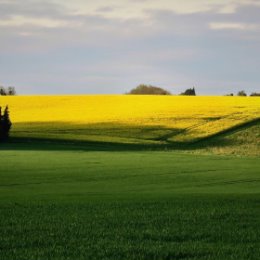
[250, 92, 260, 96]
[128, 85, 197, 96]
[226, 91, 260, 97]
[0, 106, 12, 140]
[0, 86, 16, 96]
[127, 84, 171, 95]
[128, 85, 259, 97]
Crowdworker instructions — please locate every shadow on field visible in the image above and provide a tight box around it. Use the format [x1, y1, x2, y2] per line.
[0, 118, 259, 152]
[0, 135, 237, 152]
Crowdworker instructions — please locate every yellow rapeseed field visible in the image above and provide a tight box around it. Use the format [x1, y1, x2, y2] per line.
[0, 95, 259, 143]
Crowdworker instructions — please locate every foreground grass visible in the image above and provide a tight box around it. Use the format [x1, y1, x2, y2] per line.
[0, 143, 260, 259]
[1, 196, 259, 260]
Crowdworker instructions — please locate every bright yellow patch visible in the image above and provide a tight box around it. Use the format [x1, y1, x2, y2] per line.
[0, 95, 259, 142]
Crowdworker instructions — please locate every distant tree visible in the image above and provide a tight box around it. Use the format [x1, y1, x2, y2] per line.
[250, 92, 260, 97]
[0, 86, 6, 96]
[180, 87, 196, 96]
[237, 90, 247, 96]
[127, 84, 171, 95]
[7, 86, 16, 95]
[225, 93, 234, 96]
[0, 106, 12, 140]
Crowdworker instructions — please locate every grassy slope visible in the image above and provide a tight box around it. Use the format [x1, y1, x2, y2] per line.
[190, 118, 260, 156]
[0, 143, 260, 259]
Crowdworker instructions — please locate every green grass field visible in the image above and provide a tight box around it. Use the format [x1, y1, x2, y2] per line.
[0, 139, 260, 259]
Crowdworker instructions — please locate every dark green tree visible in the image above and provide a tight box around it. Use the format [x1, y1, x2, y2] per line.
[180, 87, 196, 96]
[0, 106, 12, 140]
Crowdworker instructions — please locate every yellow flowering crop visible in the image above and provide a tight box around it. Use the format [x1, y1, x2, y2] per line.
[0, 95, 259, 143]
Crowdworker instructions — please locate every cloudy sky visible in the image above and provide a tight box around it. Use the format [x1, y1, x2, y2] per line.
[0, 0, 260, 95]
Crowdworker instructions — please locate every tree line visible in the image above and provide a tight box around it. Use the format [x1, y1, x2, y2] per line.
[226, 90, 260, 97]
[127, 84, 260, 96]
[127, 85, 196, 95]
[0, 86, 16, 96]
[0, 106, 12, 140]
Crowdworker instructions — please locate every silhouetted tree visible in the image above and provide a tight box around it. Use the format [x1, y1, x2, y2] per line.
[180, 87, 196, 96]
[0, 106, 12, 140]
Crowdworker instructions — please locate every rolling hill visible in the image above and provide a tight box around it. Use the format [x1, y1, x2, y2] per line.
[0, 95, 259, 155]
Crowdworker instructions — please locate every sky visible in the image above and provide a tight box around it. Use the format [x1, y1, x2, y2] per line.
[0, 0, 260, 95]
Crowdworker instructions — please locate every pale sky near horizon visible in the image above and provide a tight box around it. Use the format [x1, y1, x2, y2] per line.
[0, 0, 260, 95]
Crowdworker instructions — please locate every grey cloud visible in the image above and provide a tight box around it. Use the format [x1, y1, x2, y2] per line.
[96, 6, 115, 13]
[0, 0, 67, 19]
[146, 4, 260, 30]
